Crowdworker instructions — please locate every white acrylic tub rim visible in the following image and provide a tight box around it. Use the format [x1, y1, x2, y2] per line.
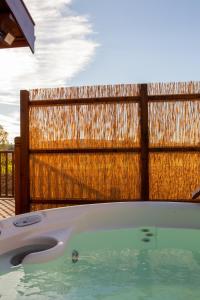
[1, 201, 200, 267]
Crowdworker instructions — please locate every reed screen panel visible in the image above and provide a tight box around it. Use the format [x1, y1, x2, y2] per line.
[149, 101, 200, 147]
[149, 153, 200, 200]
[30, 153, 140, 201]
[148, 81, 200, 95]
[29, 103, 140, 150]
[30, 84, 140, 101]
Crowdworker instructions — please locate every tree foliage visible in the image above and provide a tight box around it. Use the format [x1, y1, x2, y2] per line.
[0, 125, 8, 146]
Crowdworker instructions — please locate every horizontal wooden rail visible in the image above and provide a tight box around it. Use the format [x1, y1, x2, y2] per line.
[29, 147, 141, 154]
[0, 151, 14, 153]
[31, 199, 143, 205]
[148, 93, 200, 102]
[30, 96, 141, 106]
[31, 199, 200, 205]
[29, 146, 200, 154]
[29, 93, 200, 107]
[149, 147, 200, 152]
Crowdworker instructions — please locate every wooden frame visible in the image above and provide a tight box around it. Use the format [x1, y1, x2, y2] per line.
[20, 90, 30, 213]
[14, 137, 21, 214]
[15, 84, 200, 214]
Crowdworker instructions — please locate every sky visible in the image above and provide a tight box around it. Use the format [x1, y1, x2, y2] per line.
[1, 0, 200, 142]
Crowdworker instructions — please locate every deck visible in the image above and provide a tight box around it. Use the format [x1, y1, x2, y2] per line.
[0, 199, 15, 219]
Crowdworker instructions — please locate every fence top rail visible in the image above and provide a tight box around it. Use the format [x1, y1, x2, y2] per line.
[29, 96, 141, 106]
[28, 93, 200, 106]
[0, 151, 14, 153]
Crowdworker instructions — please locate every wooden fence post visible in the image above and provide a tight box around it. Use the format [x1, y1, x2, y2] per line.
[140, 84, 149, 200]
[14, 137, 22, 214]
[20, 90, 30, 213]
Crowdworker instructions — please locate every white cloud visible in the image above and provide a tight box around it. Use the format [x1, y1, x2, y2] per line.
[0, 0, 99, 142]
[0, 112, 19, 141]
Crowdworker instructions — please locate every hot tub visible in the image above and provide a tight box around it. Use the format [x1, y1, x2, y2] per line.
[1, 202, 200, 299]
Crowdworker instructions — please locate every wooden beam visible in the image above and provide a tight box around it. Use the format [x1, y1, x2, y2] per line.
[30, 147, 200, 154]
[14, 137, 22, 214]
[30, 199, 200, 205]
[149, 147, 200, 152]
[20, 90, 30, 213]
[31, 199, 140, 205]
[29, 93, 200, 106]
[148, 93, 200, 102]
[140, 84, 149, 201]
[29, 96, 141, 106]
[0, 40, 27, 49]
[30, 147, 141, 154]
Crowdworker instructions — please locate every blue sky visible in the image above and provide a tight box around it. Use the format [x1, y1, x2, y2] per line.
[0, 0, 200, 141]
[70, 0, 200, 85]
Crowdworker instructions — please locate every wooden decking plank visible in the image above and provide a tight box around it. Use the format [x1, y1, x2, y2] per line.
[0, 198, 15, 219]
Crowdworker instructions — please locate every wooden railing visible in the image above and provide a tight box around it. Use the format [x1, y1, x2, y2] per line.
[0, 150, 14, 198]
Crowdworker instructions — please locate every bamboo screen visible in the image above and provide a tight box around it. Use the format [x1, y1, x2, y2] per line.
[149, 153, 200, 200]
[149, 101, 200, 147]
[23, 82, 200, 212]
[30, 153, 140, 201]
[148, 82, 200, 201]
[29, 103, 140, 149]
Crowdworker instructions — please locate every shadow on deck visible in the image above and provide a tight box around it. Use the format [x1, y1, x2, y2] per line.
[0, 198, 15, 219]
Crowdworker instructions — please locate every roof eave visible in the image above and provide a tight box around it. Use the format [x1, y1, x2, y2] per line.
[4, 0, 35, 53]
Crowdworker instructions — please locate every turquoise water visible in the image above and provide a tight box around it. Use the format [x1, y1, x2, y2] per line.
[1, 227, 200, 299]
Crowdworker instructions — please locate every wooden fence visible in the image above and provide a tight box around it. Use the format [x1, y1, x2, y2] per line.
[0, 151, 14, 198]
[15, 82, 200, 214]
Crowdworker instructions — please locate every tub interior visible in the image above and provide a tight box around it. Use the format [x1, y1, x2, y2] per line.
[1, 226, 200, 299]
[1, 202, 200, 299]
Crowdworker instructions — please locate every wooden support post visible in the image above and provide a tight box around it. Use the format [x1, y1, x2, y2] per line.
[140, 84, 149, 200]
[20, 90, 30, 213]
[15, 137, 22, 214]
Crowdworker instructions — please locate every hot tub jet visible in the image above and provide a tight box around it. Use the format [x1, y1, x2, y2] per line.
[72, 250, 79, 263]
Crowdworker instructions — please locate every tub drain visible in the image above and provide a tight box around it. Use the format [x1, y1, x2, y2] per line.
[72, 250, 79, 263]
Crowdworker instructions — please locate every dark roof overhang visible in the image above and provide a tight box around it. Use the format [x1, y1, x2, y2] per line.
[0, 0, 35, 53]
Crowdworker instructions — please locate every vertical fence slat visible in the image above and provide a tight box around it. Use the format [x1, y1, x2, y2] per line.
[12, 152, 14, 197]
[0, 151, 14, 198]
[0, 153, 1, 197]
[5, 152, 8, 197]
[140, 84, 149, 201]
[20, 90, 30, 213]
[15, 137, 22, 214]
